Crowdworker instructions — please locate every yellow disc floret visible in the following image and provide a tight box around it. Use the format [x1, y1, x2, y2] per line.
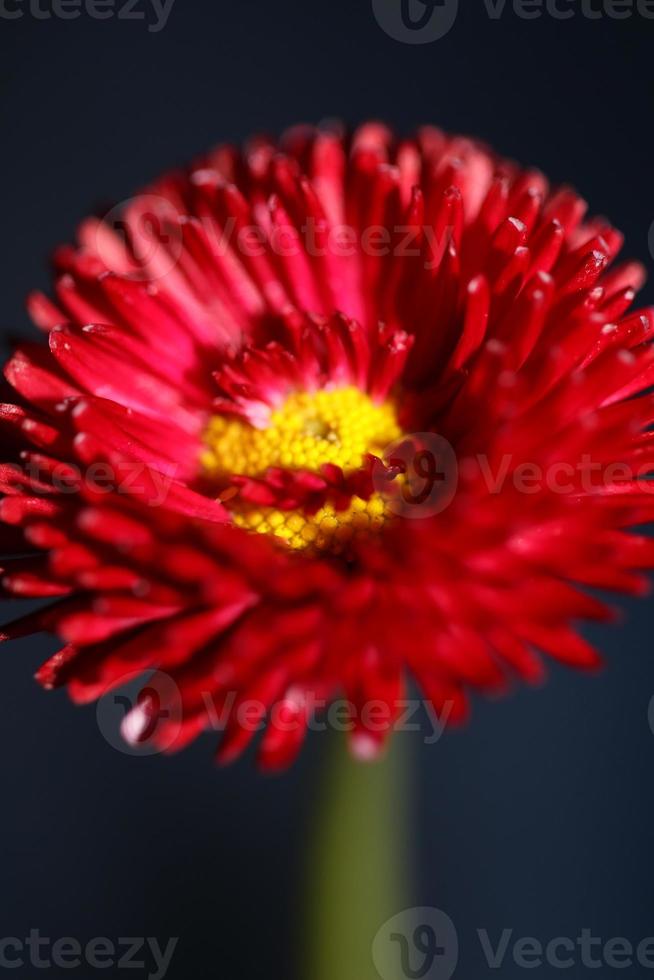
[201, 387, 400, 478]
[201, 386, 401, 554]
[232, 493, 390, 554]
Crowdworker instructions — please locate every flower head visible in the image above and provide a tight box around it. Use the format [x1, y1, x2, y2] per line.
[2, 122, 654, 768]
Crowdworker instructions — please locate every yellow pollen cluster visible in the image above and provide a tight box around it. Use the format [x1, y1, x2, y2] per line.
[232, 494, 390, 554]
[202, 387, 400, 477]
[201, 386, 402, 553]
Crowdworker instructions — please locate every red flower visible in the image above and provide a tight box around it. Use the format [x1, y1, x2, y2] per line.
[2, 121, 654, 769]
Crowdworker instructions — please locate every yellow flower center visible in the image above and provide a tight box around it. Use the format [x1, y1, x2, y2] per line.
[201, 386, 401, 553]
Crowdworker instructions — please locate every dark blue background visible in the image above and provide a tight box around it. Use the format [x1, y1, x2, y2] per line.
[1, 2, 654, 977]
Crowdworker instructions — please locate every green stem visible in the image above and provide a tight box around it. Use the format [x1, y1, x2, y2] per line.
[303, 732, 412, 980]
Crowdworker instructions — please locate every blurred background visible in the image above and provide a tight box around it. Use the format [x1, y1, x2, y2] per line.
[1, 1, 654, 977]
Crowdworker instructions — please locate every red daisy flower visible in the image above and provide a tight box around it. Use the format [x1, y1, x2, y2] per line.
[2, 121, 654, 769]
